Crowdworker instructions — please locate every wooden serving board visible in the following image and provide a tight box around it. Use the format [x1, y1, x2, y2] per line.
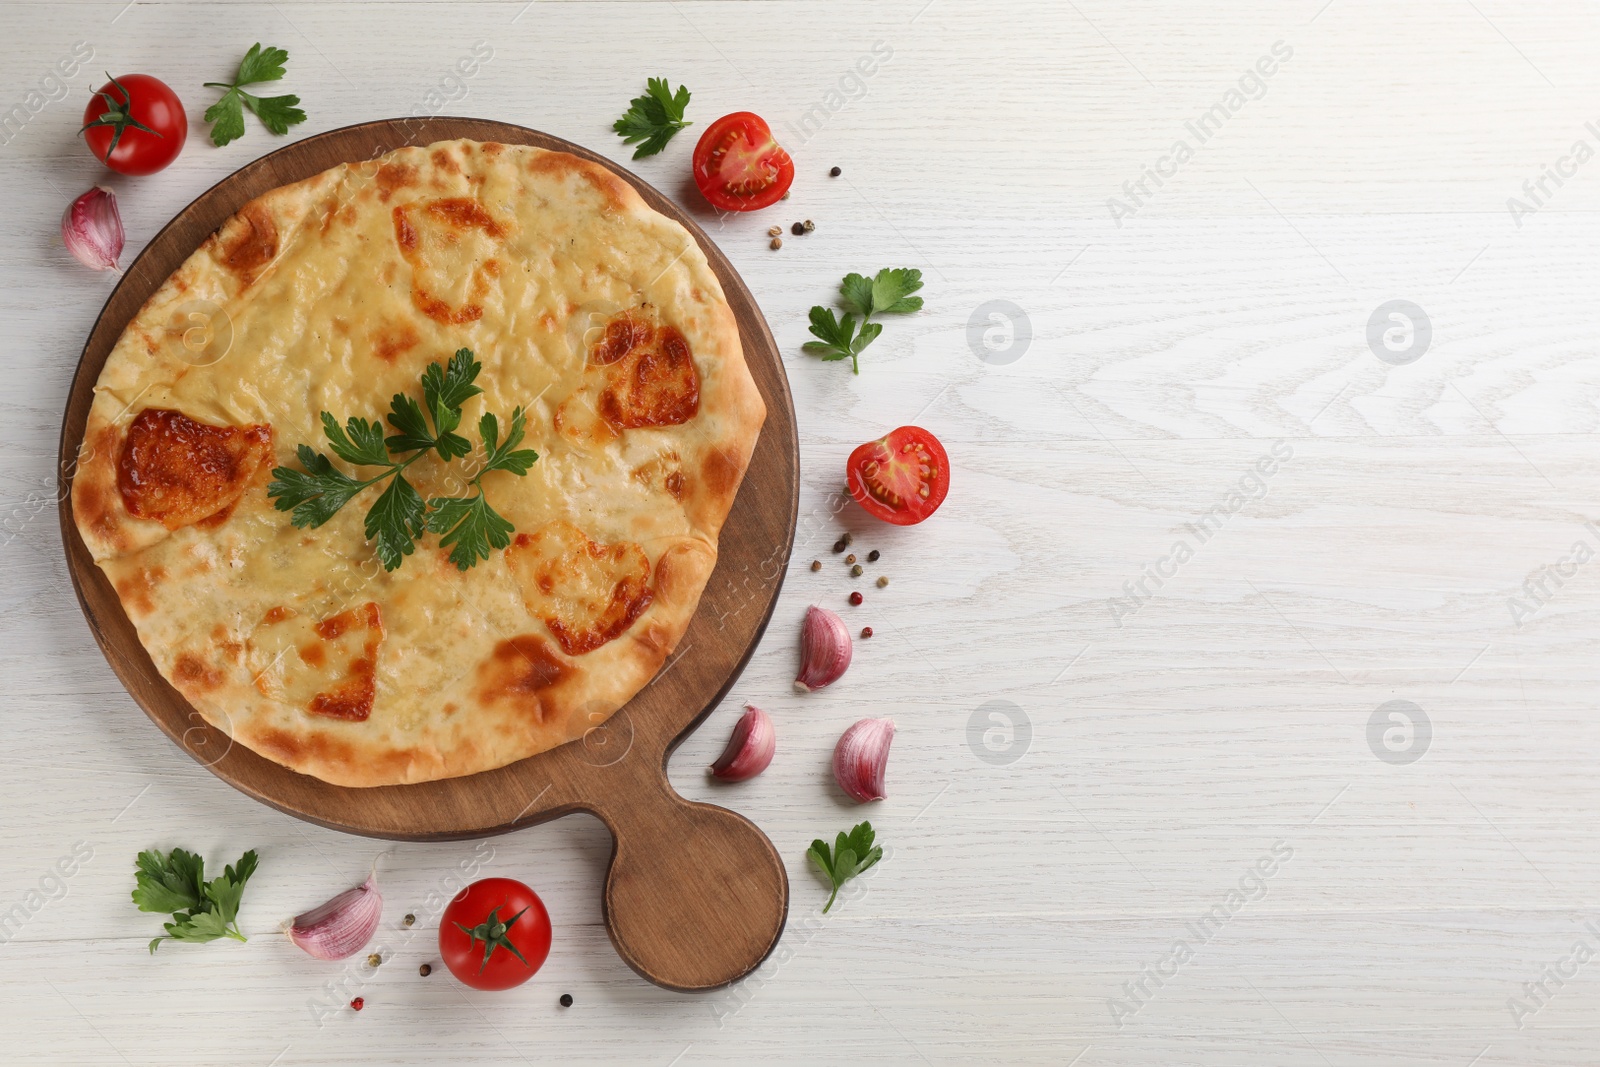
[56, 118, 798, 991]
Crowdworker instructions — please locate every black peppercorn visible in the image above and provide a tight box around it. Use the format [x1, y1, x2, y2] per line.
[829, 166, 842, 177]
[559, 993, 574, 1008]
[791, 222, 805, 236]
[867, 549, 880, 562]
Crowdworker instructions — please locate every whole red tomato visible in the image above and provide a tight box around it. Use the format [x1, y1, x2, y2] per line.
[847, 426, 950, 525]
[439, 877, 551, 991]
[691, 112, 794, 212]
[81, 74, 187, 175]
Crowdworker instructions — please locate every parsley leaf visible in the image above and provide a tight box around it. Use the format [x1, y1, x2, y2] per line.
[320, 412, 390, 467]
[132, 847, 258, 953]
[203, 44, 306, 147]
[869, 268, 925, 314]
[806, 821, 883, 913]
[268, 349, 540, 572]
[479, 408, 540, 476]
[802, 307, 882, 375]
[808, 269, 925, 373]
[267, 445, 367, 529]
[365, 473, 427, 572]
[425, 492, 515, 571]
[613, 77, 693, 159]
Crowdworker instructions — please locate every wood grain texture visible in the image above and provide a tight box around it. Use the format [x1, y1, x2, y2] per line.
[11, 0, 1600, 1063]
[54, 118, 797, 991]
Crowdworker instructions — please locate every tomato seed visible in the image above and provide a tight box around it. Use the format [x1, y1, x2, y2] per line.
[350, 997, 364, 1011]
[830, 166, 842, 177]
[560, 993, 574, 1008]
[767, 226, 781, 237]
[867, 550, 880, 563]
[419, 963, 432, 977]
[861, 626, 873, 639]
[849, 591, 863, 606]
[810, 559, 821, 572]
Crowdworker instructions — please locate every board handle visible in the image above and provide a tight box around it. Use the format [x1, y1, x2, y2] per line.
[592, 760, 789, 991]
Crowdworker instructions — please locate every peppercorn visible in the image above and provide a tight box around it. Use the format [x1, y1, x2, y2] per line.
[851, 564, 864, 577]
[419, 963, 432, 977]
[810, 559, 821, 572]
[830, 166, 842, 177]
[403, 913, 416, 927]
[833, 534, 851, 553]
[803, 219, 816, 233]
[367, 953, 382, 967]
[350, 997, 365, 1011]
[861, 626, 873, 639]
[767, 226, 781, 237]
[849, 591, 863, 606]
[845, 553, 857, 565]
[782, 190, 792, 199]
[876, 576, 889, 588]
[560, 993, 574, 1008]
[867, 549, 880, 563]
[770, 237, 783, 250]
[791, 222, 805, 236]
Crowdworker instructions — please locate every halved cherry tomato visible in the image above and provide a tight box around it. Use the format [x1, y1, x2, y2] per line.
[81, 74, 187, 176]
[691, 112, 794, 212]
[439, 877, 552, 991]
[847, 426, 950, 526]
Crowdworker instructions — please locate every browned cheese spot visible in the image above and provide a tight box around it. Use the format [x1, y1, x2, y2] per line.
[475, 635, 571, 724]
[588, 312, 700, 430]
[117, 409, 273, 531]
[505, 520, 654, 656]
[219, 202, 280, 286]
[391, 198, 508, 326]
[114, 566, 166, 616]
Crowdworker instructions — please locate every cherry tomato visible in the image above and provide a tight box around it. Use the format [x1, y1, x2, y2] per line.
[439, 877, 551, 991]
[81, 74, 187, 176]
[847, 426, 950, 526]
[691, 112, 794, 212]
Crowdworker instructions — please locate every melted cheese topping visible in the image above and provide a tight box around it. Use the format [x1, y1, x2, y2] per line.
[72, 139, 765, 786]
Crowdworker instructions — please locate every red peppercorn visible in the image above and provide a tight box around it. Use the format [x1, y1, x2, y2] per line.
[861, 626, 873, 638]
[350, 997, 365, 1011]
[849, 591, 863, 606]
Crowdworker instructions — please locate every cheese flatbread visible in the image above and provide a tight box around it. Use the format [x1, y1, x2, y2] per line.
[72, 139, 764, 787]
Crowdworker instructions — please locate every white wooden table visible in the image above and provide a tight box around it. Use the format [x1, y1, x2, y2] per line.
[5, 1, 1600, 1063]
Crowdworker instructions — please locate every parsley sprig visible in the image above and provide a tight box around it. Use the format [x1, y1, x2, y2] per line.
[203, 44, 307, 147]
[612, 77, 693, 159]
[804, 268, 925, 373]
[132, 847, 259, 953]
[807, 821, 884, 913]
[267, 349, 539, 572]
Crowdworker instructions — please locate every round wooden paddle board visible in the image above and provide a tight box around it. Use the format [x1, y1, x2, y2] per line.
[56, 118, 798, 992]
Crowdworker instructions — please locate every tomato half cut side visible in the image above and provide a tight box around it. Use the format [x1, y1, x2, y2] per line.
[847, 426, 950, 526]
[691, 112, 795, 212]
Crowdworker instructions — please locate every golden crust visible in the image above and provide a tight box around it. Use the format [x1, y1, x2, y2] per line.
[73, 139, 764, 787]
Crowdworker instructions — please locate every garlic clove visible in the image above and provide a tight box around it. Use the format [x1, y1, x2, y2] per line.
[833, 717, 895, 802]
[709, 704, 776, 781]
[795, 605, 852, 691]
[286, 871, 382, 960]
[62, 186, 124, 272]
